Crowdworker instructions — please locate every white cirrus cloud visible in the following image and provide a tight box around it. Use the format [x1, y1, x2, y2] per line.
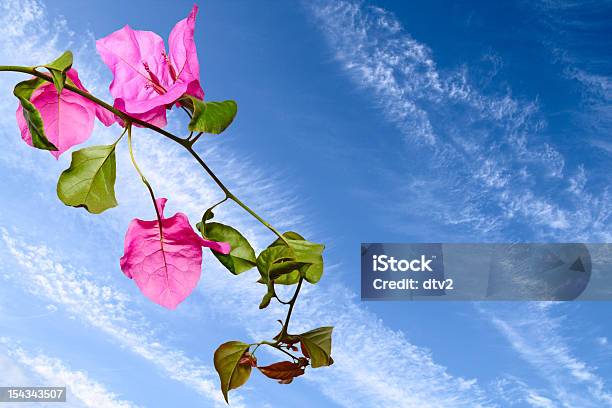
[307, 0, 612, 240]
[491, 375, 556, 408]
[0, 338, 138, 408]
[479, 303, 612, 407]
[0, 229, 239, 408]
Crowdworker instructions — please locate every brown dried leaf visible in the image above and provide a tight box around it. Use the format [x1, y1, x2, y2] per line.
[239, 352, 258, 367]
[257, 361, 305, 384]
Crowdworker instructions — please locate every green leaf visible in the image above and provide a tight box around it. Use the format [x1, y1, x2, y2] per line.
[273, 269, 301, 285]
[265, 233, 302, 285]
[213, 341, 251, 403]
[269, 232, 325, 284]
[257, 245, 302, 283]
[202, 208, 215, 223]
[14, 77, 46, 100]
[269, 261, 307, 280]
[287, 238, 324, 264]
[301, 256, 324, 284]
[186, 97, 237, 134]
[44, 51, 73, 93]
[13, 79, 58, 151]
[257, 232, 325, 285]
[269, 231, 305, 246]
[259, 280, 275, 309]
[298, 327, 334, 368]
[198, 222, 256, 275]
[269, 232, 324, 261]
[195, 208, 215, 236]
[56, 144, 118, 214]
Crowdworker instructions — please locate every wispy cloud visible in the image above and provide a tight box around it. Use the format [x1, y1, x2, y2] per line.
[480, 303, 612, 407]
[307, 0, 612, 240]
[0, 338, 138, 408]
[0, 229, 236, 408]
[0, 348, 32, 387]
[529, 0, 612, 137]
[491, 375, 555, 408]
[288, 286, 490, 407]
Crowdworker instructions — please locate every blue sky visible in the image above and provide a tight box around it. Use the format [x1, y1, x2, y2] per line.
[0, 0, 611, 407]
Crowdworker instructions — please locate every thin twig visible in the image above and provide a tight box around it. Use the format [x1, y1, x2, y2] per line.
[0, 65, 288, 242]
[180, 105, 193, 119]
[190, 131, 203, 145]
[276, 277, 304, 342]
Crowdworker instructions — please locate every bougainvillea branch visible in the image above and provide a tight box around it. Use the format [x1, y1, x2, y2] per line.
[0, 4, 332, 403]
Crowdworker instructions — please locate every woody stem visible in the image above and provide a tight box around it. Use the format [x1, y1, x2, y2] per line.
[0, 65, 287, 243]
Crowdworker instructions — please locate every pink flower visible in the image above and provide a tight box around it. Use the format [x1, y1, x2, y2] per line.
[120, 198, 230, 310]
[16, 69, 114, 158]
[96, 5, 203, 128]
